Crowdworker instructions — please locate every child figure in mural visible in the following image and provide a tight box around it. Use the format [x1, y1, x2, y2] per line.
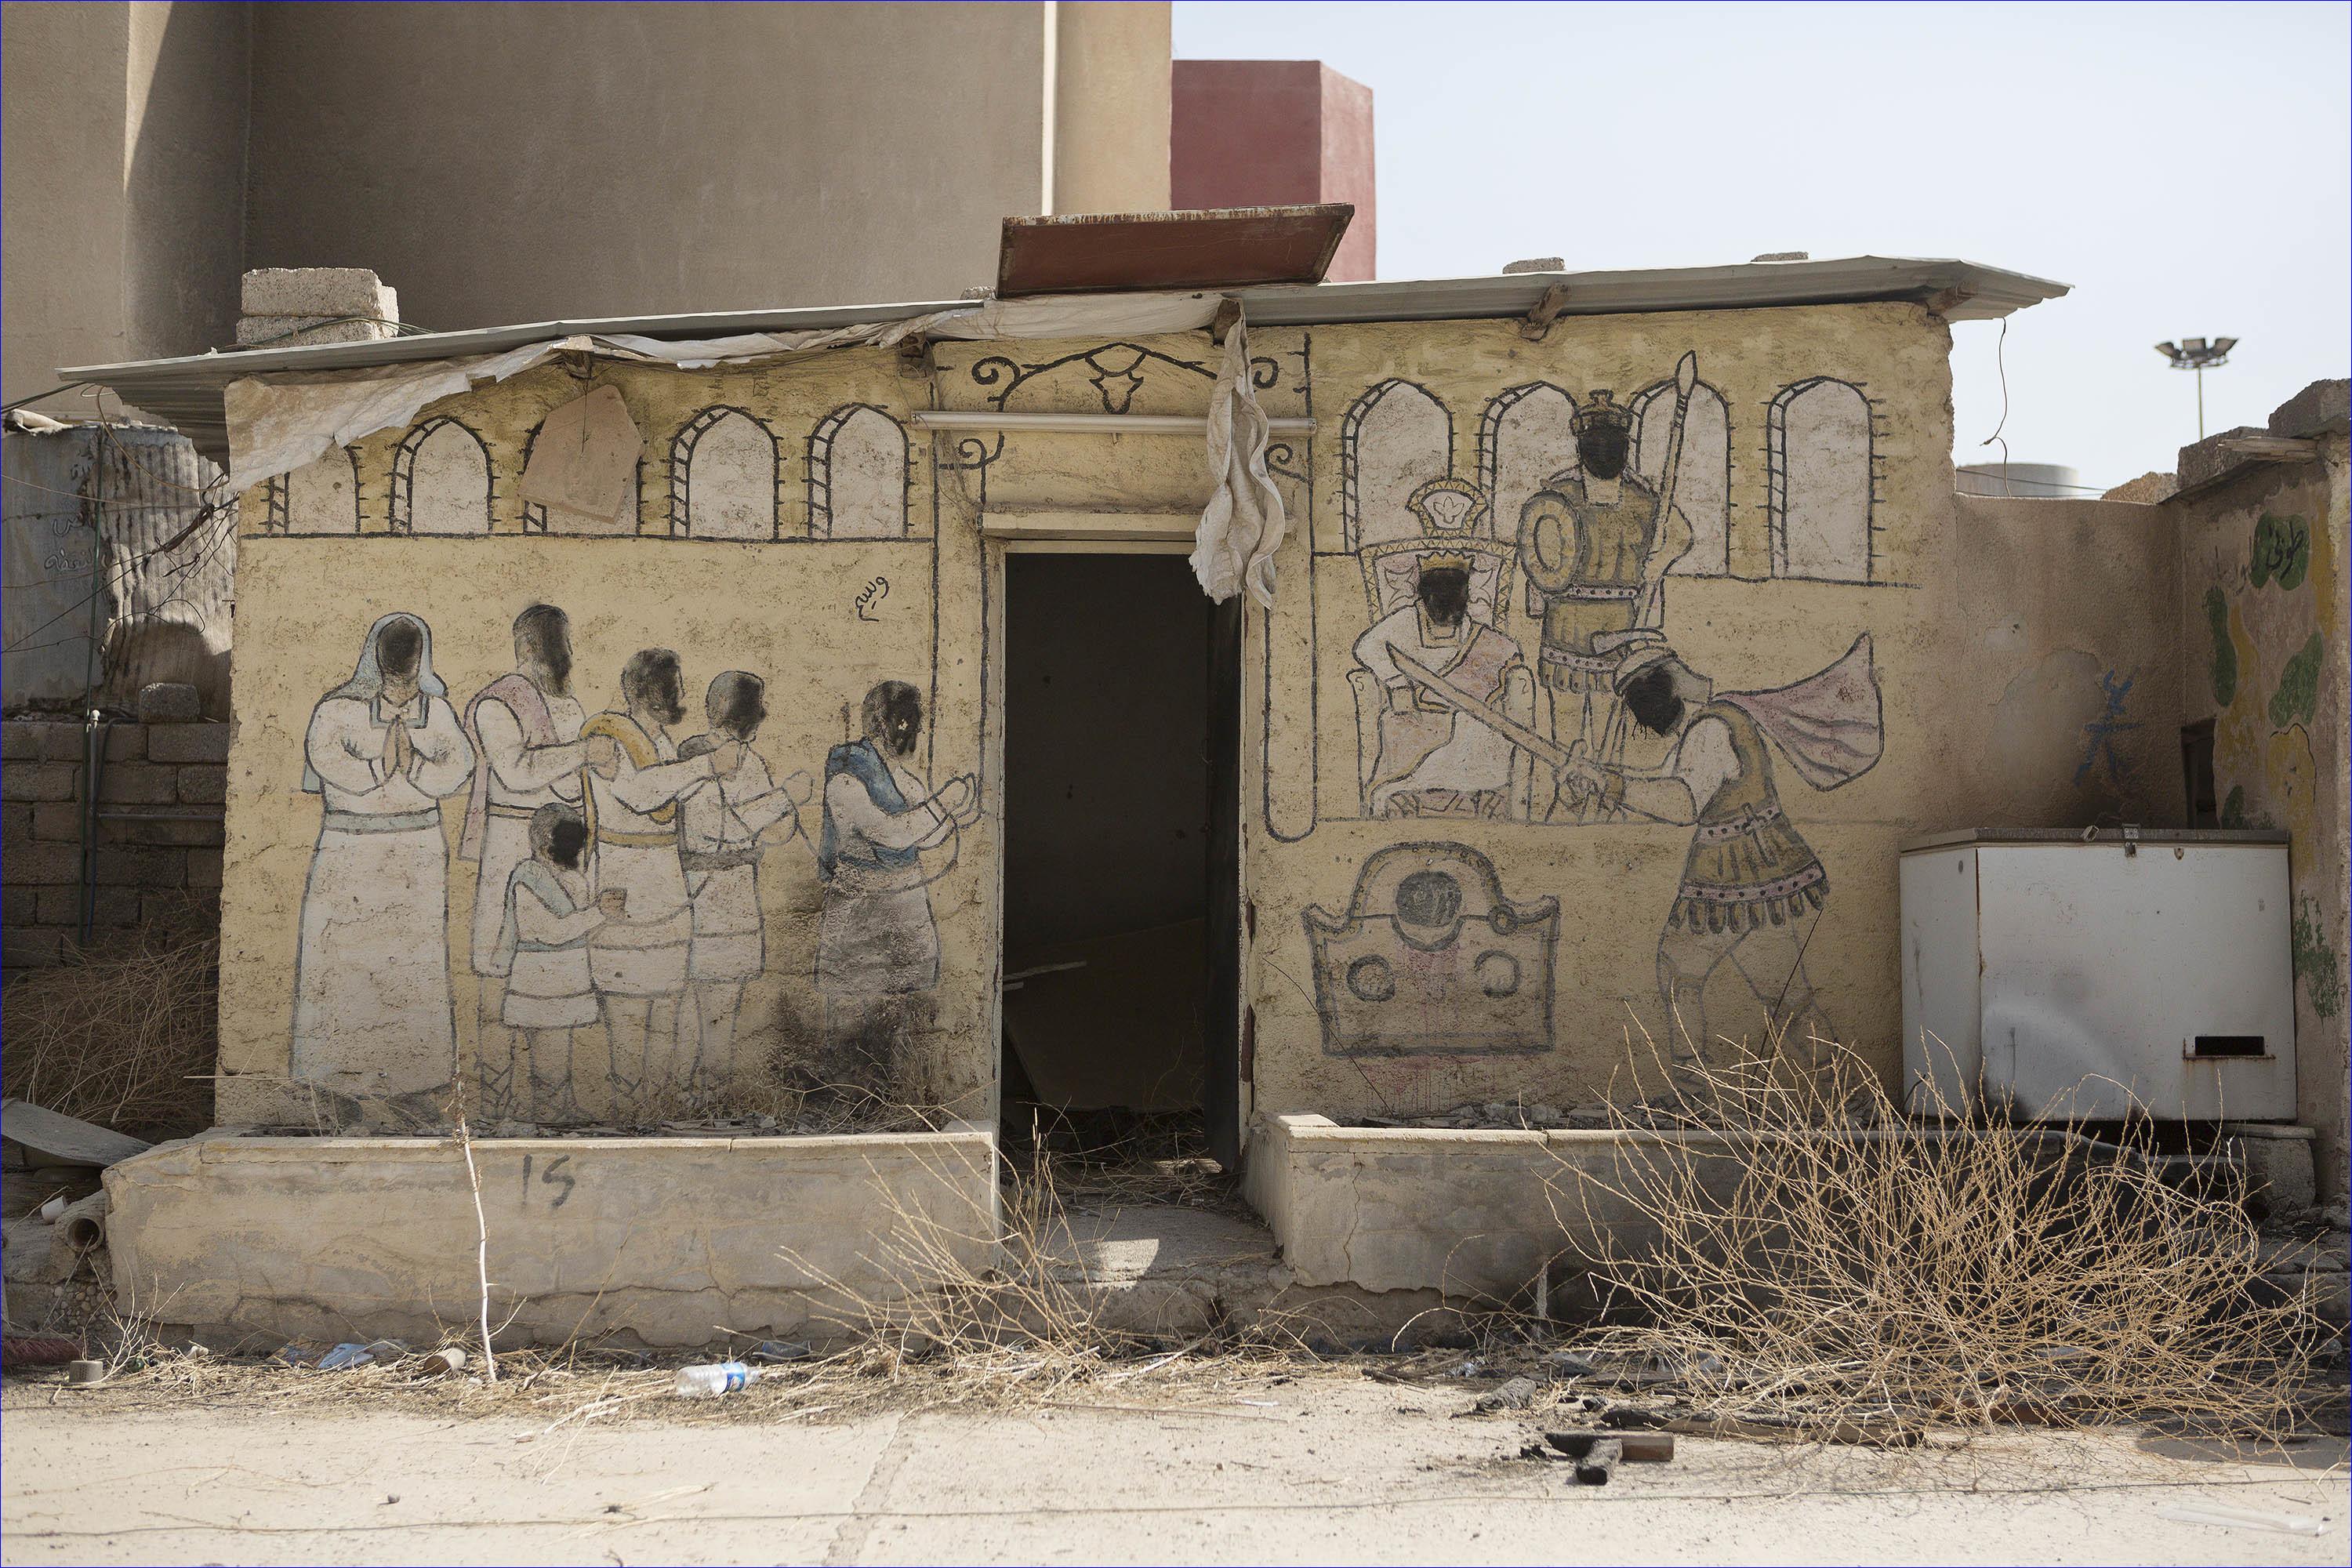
[292, 612, 476, 1118]
[580, 648, 742, 1119]
[1518, 390, 1693, 818]
[815, 681, 980, 1091]
[675, 671, 815, 1105]
[1562, 630, 1883, 1083]
[458, 604, 619, 1120]
[1351, 554, 1530, 817]
[492, 803, 627, 1123]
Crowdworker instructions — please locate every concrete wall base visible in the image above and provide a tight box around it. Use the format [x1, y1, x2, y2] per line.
[103, 1125, 997, 1350]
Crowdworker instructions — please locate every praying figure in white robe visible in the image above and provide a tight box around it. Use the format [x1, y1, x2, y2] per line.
[292, 612, 475, 1115]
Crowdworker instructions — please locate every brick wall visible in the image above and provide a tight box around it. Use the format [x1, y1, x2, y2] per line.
[2, 717, 227, 971]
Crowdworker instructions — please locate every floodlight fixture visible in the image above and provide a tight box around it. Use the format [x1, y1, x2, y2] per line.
[2154, 336, 2239, 440]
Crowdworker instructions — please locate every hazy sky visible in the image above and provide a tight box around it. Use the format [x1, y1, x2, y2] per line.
[1173, 1, 2351, 490]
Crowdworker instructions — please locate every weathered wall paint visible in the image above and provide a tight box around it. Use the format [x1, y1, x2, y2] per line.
[2171, 447, 2350, 1186]
[218, 303, 2196, 1142]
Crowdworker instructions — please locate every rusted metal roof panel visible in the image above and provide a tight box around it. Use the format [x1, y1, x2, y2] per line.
[996, 205, 1355, 296]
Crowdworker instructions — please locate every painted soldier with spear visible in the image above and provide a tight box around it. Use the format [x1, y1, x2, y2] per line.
[1515, 353, 1700, 819]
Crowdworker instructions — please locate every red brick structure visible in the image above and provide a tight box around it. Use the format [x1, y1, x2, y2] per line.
[1171, 60, 1375, 282]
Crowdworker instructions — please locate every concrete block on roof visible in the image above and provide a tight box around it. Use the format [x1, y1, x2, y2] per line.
[239, 268, 397, 322]
[2102, 471, 2178, 504]
[235, 316, 398, 348]
[2268, 378, 2350, 440]
[2176, 426, 2269, 491]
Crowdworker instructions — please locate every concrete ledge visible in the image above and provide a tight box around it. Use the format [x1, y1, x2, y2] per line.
[105, 1124, 997, 1349]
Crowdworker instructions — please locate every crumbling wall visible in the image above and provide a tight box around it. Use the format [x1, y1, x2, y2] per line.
[2165, 387, 2350, 1189]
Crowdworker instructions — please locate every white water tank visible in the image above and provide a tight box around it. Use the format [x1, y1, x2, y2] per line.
[1899, 829, 2296, 1121]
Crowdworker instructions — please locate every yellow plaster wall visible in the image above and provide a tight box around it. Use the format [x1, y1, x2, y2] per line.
[222, 348, 993, 1127]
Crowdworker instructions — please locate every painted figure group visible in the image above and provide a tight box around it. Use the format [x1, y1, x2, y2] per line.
[289, 606, 980, 1123]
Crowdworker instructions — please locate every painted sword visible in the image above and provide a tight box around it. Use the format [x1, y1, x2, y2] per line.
[1389, 649, 1576, 773]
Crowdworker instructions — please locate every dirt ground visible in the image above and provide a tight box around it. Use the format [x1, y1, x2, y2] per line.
[4, 1368, 2346, 1566]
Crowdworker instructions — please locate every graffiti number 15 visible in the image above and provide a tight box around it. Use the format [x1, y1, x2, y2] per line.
[518, 1151, 575, 1208]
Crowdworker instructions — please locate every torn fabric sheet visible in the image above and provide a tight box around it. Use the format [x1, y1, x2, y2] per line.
[223, 291, 1229, 494]
[1189, 315, 1288, 607]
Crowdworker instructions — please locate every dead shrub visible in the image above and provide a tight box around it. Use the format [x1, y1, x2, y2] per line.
[2, 911, 216, 1141]
[1547, 1021, 2322, 1445]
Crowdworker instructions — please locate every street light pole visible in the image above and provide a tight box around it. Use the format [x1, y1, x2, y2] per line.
[2155, 337, 2238, 441]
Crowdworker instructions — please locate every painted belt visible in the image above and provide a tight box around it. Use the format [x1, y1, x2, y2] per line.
[1676, 862, 1827, 904]
[1693, 804, 1785, 843]
[513, 937, 589, 953]
[826, 858, 927, 896]
[596, 828, 677, 848]
[485, 803, 540, 821]
[1558, 582, 1642, 601]
[322, 808, 441, 834]
[681, 848, 763, 872]
[1539, 647, 1616, 673]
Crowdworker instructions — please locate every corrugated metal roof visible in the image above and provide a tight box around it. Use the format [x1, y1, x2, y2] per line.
[63, 256, 2068, 460]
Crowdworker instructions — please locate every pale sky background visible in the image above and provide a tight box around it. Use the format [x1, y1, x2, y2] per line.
[1173, 1, 2352, 491]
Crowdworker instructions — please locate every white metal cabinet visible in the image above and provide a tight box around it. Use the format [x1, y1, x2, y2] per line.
[1900, 829, 2295, 1120]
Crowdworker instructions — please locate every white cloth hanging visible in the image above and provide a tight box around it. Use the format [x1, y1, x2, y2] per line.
[1188, 314, 1288, 607]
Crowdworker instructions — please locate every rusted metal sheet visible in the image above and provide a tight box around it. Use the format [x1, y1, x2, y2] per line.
[996, 205, 1356, 297]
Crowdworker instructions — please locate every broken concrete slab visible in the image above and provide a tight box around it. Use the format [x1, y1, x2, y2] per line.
[1, 1100, 151, 1169]
[2268, 377, 2350, 439]
[2176, 426, 2272, 490]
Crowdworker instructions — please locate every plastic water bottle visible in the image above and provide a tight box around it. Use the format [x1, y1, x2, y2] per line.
[673, 1361, 760, 1398]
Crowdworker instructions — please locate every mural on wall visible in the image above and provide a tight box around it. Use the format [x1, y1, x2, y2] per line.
[291, 613, 475, 1112]
[2200, 504, 2345, 1022]
[1302, 842, 1560, 1056]
[1563, 631, 1884, 1073]
[816, 681, 982, 1087]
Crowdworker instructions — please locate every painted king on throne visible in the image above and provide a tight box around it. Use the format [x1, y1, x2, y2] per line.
[1348, 476, 1537, 819]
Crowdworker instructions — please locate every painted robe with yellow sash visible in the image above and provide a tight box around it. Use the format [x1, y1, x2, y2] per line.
[579, 711, 716, 997]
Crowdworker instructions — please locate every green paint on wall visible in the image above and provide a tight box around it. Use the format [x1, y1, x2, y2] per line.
[2220, 784, 2246, 829]
[2291, 895, 2345, 1020]
[2250, 512, 2311, 591]
[2204, 586, 2237, 706]
[2267, 633, 2324, 728]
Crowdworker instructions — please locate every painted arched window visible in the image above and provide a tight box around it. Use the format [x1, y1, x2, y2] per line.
[1630, 380, 1731, 575]
[807, 405, 910, 539]
[1477, 383, 1578, 550]
[390, 418, 491, 535]
[1339, 379, 1450, 552]
[1768, 379, 1874, 581]
[267, 447, 361, 535]
[668, 406, 780, 539]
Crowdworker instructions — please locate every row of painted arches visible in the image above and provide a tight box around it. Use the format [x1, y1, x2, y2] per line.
[264, 403, 916, 540]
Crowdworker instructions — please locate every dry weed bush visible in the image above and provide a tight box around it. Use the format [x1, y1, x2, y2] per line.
[1548, 1022, 2323, 1443]
[2, 913, 216, 1140]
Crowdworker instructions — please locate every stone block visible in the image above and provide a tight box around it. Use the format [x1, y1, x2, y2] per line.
[2268, 378, 2349, 439]
[0, 724, 36, 761]
[2176, 426, 2270, 491]
[92, 887, 141, 927]
[105, 1128, 996, 1348]
[2, 887, 38, 927]
[38, 724, 88, 761]
[31, 803, 80, 840]
[147, 724, 229, 764]
[2, 762, 78, 802]
[0, 805, 30, 844]
[2, 928, 64, 969]
[97, 763, 179, 806]
[240, 267, 397, 321]
[35, 888, 79, 924]
[95, 847, 184, 887]
[143, 889, 214, 927]
[186, 848, 223, 889]
[135, 684, 203, 724]
[236, 315, 399, 348]
[105, 814, 223, 848]
[2223, 1127, 2318, 1215]
[2101, 471, 2178, 505]
[103, 724, 147, 763]
[176, 767, 227, 805]
[1, 844, 80, 886]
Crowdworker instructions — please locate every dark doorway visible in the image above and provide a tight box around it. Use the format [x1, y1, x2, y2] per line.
[1001, 555, 1237, 1163]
